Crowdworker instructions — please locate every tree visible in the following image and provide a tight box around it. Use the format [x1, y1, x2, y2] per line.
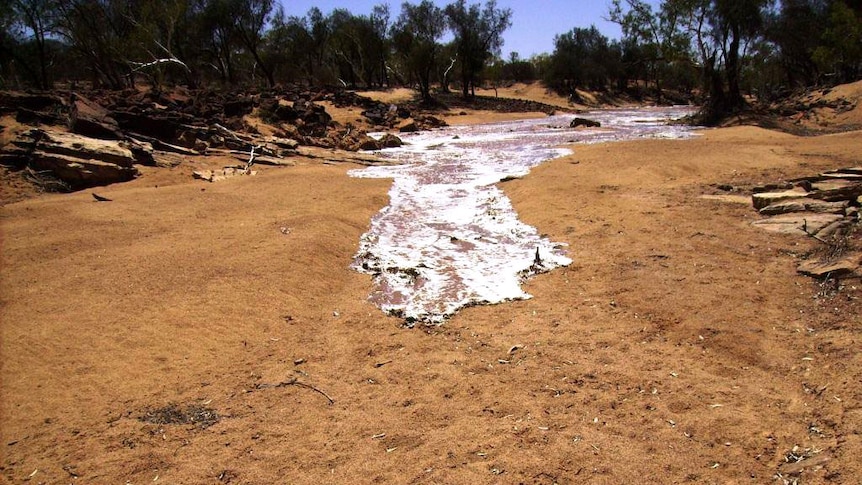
[500, 51, 537, 82]
[765, 0, 823, 88]
[665, 0, 770, 122]
[391, 0, 446, 102]
[231, 0, 276, 87]
[369, 4, 391, 87]
[8, 0, 59, 89]
[444, 0, 512, 98]
[328, 8, 390, 87]
[609, 0, 691, 100]
[545, 26, 615, 97]
[813, 1, 862, 83]
[121, 0, 194, 89]
[54, 0, 140, 89]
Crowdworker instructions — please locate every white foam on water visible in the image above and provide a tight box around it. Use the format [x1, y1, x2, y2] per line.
[350, 106, 697, 325]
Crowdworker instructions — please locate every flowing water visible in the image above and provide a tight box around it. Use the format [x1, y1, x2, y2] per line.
[350, 106, 697, 325]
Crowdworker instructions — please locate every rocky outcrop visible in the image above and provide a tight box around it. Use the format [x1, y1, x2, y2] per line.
[751, 167, 862, 279]
[0, 129, 140, 189]
[69, 94, 123, 140]
[329, 130, 403, 152]
[570, 117, 602, 128]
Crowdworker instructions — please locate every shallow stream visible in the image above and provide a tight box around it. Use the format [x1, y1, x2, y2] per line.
[350, 107, 697, 325]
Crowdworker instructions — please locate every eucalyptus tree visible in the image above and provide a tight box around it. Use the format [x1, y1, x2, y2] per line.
[609, 0, 691, 100]
[545, 26, 615, 96]
[368, 4, 391, 87]
[812, 1, 862, 83]
[328, 8, 390, 87]
[7, 0, 60, 88]
[444, 0, 512, 98]
[231, 0, 276, 87]
[53, 0, 140, 88]
[390, 0, 446, 102]
[607, 0, 774, 118]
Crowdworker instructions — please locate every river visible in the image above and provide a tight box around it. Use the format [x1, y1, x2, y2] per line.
[350, 107, 697, 326]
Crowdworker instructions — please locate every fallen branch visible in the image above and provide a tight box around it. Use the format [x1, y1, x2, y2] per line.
[129, 57, 191, 73]
[242, 145, 261, 173]
[254, 378, 334, 405]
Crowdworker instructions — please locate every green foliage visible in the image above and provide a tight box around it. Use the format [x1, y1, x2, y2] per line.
[545, 26, 616, 95]
[813, 1, 862, 83]
[390, 0, 446, 101]
[0, 0, 856, 108]
[444, 0, 512, 98]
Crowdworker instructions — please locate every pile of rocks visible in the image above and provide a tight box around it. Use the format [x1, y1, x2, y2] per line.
[1, 90, 311, 190]
[751, 167, 861, 278]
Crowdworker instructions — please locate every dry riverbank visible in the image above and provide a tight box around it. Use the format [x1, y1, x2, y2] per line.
[2, 85, 862, 483]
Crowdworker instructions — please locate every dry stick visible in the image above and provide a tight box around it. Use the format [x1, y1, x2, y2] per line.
[255, 379, 334, 405]
[243, 145, 259, 173]
[129, 57, 191, 73]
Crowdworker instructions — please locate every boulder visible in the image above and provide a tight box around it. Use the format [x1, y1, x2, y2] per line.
[351, 134, 382, 151]
[223, 97, 254, 118]
[809, 179, 862, 202]
[570, 117, 601, 128]
[814, 218, 853, 239]
[399, 121, 419, 133]
[0, 129, 139, 190]
[69, 94, 123, 140]
[415, 115, 448, 129]
[112, 108, 187, 143]
[265, 136, 299, 151]
[378, 133, 403, 148]
[0, 92, 65, 114]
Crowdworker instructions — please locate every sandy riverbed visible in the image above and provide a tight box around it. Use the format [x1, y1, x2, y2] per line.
[2, 84, 861, 483]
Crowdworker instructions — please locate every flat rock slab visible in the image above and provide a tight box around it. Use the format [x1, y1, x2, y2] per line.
[751, 213, 844, 235]
[798, 253, 862, 277]
[810, 179, 862, 201]
[759, 198, 848, 215]
[38, 130, 137, 167]
[193, 168, 256, 182]
[752, 189, 811, 210]
[1, 128, 140, 189]
[244, 155, 296, 167]
[829, 166, 862, 175]
[700, 194, 751, 204]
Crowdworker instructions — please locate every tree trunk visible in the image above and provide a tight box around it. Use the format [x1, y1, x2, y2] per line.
[724, 24, 744, 109]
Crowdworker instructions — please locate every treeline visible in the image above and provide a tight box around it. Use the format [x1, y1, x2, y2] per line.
[1, 0, 512, 102]
[545, 0, 861, 121]
[3, 0, 860, 121]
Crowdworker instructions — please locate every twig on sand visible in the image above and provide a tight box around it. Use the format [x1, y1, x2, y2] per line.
[254, 378, 334, 405]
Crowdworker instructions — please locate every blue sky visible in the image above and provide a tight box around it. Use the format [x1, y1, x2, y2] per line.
[277, 0, 643, 59]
